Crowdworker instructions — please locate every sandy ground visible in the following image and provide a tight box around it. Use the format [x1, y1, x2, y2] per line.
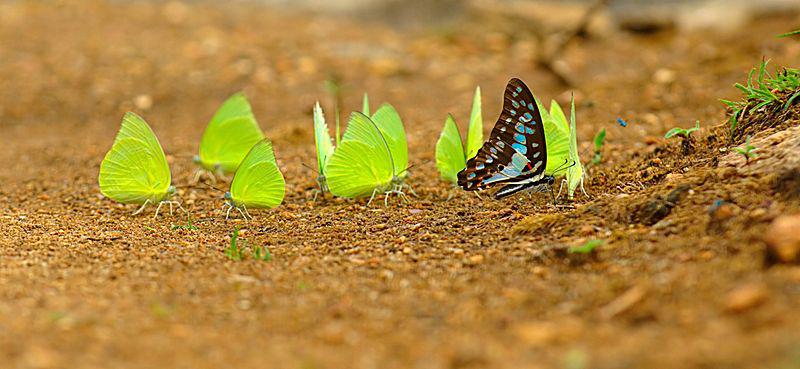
[1, 1, 800, 369]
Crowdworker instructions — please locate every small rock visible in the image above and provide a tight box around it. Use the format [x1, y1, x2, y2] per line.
[134, 94, 153, 110]
[725, 283, 768, 313]
[653, 68, 676, 85]
[764, 214, 800, 265]
[468, 254, 485, 265]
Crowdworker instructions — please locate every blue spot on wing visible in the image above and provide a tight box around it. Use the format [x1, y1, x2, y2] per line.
[515, 123, 525, 133]
[512, 143, 527, 154]
[514, 133, 525, 143]
[525, 127, 535, 134]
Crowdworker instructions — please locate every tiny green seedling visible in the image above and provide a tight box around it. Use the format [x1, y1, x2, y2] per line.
[171, 215, 198, 231]
[777, 30, 800, 38]
[225, 226, 272, 262]
[226, 227, 244, 261]
[591, 128, 606, 165]
[569, 239, 603, 254]
[665, 121, 700, 155]
[664, 121, 700, 139]
[252, 243, 272, 262]
[733, 135, 759, 164]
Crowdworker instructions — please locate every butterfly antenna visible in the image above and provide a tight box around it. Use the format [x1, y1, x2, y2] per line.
[397, 163, 417, 176]
[201, 182, 225, 194]
[301, 162, 319, 174]
[552, 158, 577, 175]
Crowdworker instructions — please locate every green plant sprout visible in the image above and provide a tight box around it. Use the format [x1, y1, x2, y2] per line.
[665, 121, 700, 155]
[225, 227, 272, 262]
[777, 30, 800, 38]
[591, 128, 606, 165]
[226, 227, 244, 261]
[664, 121, 700, 139]
[732, 135, 759, 164]
[721, 59, 800, 136]
[251, 243, 272, 262]
[569, 239, 603, 254]
[171, 214, 198, 230]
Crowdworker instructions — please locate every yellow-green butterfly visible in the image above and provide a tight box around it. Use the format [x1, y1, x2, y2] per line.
[311, 93, 370, 196]
[99, 112, 183, 217]
[435, 86, 483, 183]
[326, 107, 410, 205]
[194, 93, 264, 182]
[537, 95, 586, 199]
[223, 139, 285, 219]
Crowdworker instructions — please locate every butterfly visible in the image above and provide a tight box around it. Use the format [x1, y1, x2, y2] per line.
[538, 95, 586, 200]
[435, 86, 483, 184]
[310, 93, 370, 197]
[194, 93, 265, 182]
[99, 112, 184, 217]
[326, 106, 410, 205]
[457, 78, 556, 199]
[223, 139, 285, 220]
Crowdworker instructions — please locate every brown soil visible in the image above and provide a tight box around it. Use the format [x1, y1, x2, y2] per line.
[2, 2, 800, 369]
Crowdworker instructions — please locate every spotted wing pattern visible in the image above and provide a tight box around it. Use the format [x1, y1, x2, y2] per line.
[457, 78, 548, 193]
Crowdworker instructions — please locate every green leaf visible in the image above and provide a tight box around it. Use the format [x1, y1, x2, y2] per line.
[664, 128, 684, 139]
[569, 239, 603, 254]
[593, 128, 606, 150]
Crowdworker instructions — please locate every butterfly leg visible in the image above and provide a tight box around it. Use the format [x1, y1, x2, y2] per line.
[367, 188, 379, 206]
[173, 201, 188, 216]
[154, 201, 166, 219]
[224, 204, 233, 220]
[403, 184, 418, 198]
[236, 206, 249, 221]
[132, 199, 151, 216]
[474, 191, 483, 200]
[549, 186, 557, 206]
[556, 179, 567, 200]
[242, 205, 253, 220]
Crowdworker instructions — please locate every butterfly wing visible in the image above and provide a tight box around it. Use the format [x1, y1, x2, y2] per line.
[229, 140, 285, 208]
[362, 93, 370, 115]
[542, 99, 570, 175]
[313, 102, 335, 175]
[435, 114, 467, 184]
[566, 95, 586, 198]
[371, 104, 408, 177]
[465, 86, 483, 159]
[198, 93, 264, 173]
[457, 78, 548, 191]
[99, 112, 172, 204]
[326, 112, 394, 198]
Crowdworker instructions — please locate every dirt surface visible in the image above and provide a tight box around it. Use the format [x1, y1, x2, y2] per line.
[2, 2, 800, 369]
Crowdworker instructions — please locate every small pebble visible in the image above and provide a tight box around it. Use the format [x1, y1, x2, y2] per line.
[725, 283, 768, 313]
[764, 214, 800, 265]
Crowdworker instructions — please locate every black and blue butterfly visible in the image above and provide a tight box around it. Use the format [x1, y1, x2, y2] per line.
[457, 78, 557, 199]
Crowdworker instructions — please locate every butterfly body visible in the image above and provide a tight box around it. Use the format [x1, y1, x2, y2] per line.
[195, 93, 265, 179]
[99, 112, 185, 217]
[435, 87, 483, 184]
[326, 108, 411, 205]
[457, 78, 551, 199]
[223, 139, 285, 219]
